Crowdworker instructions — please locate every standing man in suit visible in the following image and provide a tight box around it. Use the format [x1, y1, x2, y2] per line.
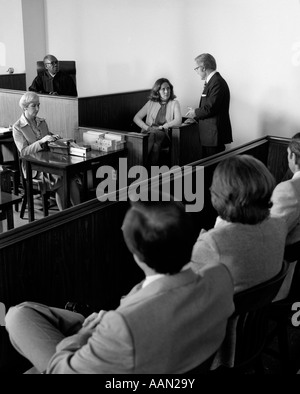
[186, 53, 233, 158]
[29, 54, 77, 97]
[5, 199, 234, 374]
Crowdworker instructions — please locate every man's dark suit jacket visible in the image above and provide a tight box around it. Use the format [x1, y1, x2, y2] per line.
[29, 70, 77, 97]
[195, 72, 232, 147]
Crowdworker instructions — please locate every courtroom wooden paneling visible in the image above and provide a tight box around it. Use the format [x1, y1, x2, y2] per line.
[170, 122, 202, 166]
[0, 89, 78, 140]
[78, 89, 151, 130]
[0, 74, 26, 91]
[0, 200, 144, 313]
[267, 137, 289, 184]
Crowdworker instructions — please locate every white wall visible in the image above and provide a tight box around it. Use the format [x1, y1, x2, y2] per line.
[22, 0, 47, 90]
[0, 0, 25, 74]
[44, 0, 186, 96]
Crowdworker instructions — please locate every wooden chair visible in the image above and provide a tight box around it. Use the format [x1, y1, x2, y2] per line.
[19, 156, 49, 220]
[211, 260, 289, 374]
[0, 137, 20, 211]
[264, 243, 300, 374]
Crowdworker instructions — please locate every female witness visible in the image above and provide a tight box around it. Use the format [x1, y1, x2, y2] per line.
[13, 91, 81, 211]
[191, 154, 287, 293]
[133, 78, 182, 166]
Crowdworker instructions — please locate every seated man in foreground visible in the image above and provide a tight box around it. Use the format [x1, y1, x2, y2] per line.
[5, 199, 234, 374]
[29, 54, 77, 97]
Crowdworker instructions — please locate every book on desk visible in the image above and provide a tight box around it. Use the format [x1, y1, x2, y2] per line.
[48, 139, 92, 157]
[49, 133, 126, 156]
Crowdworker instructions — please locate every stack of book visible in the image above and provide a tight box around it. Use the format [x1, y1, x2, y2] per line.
[83, 130, 126, 152]
[69, 141, 92, 158]
[48, 138, 74, 155]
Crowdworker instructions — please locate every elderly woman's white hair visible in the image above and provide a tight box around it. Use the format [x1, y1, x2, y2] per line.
[19, 91, 39, 111]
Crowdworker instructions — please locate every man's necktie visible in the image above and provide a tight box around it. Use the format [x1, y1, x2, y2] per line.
[203, 81, 207, 91]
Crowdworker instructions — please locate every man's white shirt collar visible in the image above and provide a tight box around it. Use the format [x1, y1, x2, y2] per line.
[142, 264, 190, 288]
[206, 70, 217, 84]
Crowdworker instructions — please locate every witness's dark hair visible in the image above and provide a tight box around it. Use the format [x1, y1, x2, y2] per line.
[148, 78, 176, 102]
[122, 199, 194, 274]
[289, 133, 300, 166]
[210, 155, 276, 224]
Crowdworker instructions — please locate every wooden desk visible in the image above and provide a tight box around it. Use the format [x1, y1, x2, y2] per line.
[0, 192, 22, 232]
[22, 149, 126, 221]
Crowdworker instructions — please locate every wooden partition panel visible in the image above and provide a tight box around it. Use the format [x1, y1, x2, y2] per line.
[0, 74, 26, 91]
[0, 200, 144, 313]
[170, 122, 202, 166]
[267, 136, 290, 183]
[78, 90, 151, 130]
[0, 89, 78, 140]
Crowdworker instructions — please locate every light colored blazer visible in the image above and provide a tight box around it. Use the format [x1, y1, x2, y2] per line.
[13, 114, 52, 178]
[46, 265, 234, 374]
[13, 114, 51, 156]
[271, 171, 300, 245]
[135, 99, 182, 130]
[191, 216, 287, 294]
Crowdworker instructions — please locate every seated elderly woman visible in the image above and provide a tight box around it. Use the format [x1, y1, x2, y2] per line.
[190, 154, 287, 294]
[13, 91, 80, 211]
[133, 78, 182, 166]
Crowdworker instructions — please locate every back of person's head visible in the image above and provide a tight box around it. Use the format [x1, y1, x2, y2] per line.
[195, 53, 217, 71]
[148, 77, 176, 102]
[288, 133, 300, 166]
[122, 199, 195, 274]
[210, 155, 275, 224]
[19, 91, 39, 111]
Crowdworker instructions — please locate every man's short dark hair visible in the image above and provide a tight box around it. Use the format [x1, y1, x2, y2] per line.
[122, 200, 195, 274]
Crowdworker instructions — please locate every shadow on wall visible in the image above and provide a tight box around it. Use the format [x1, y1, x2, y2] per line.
[229, 97, 261, 148]
[259, 111, 300, 140]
